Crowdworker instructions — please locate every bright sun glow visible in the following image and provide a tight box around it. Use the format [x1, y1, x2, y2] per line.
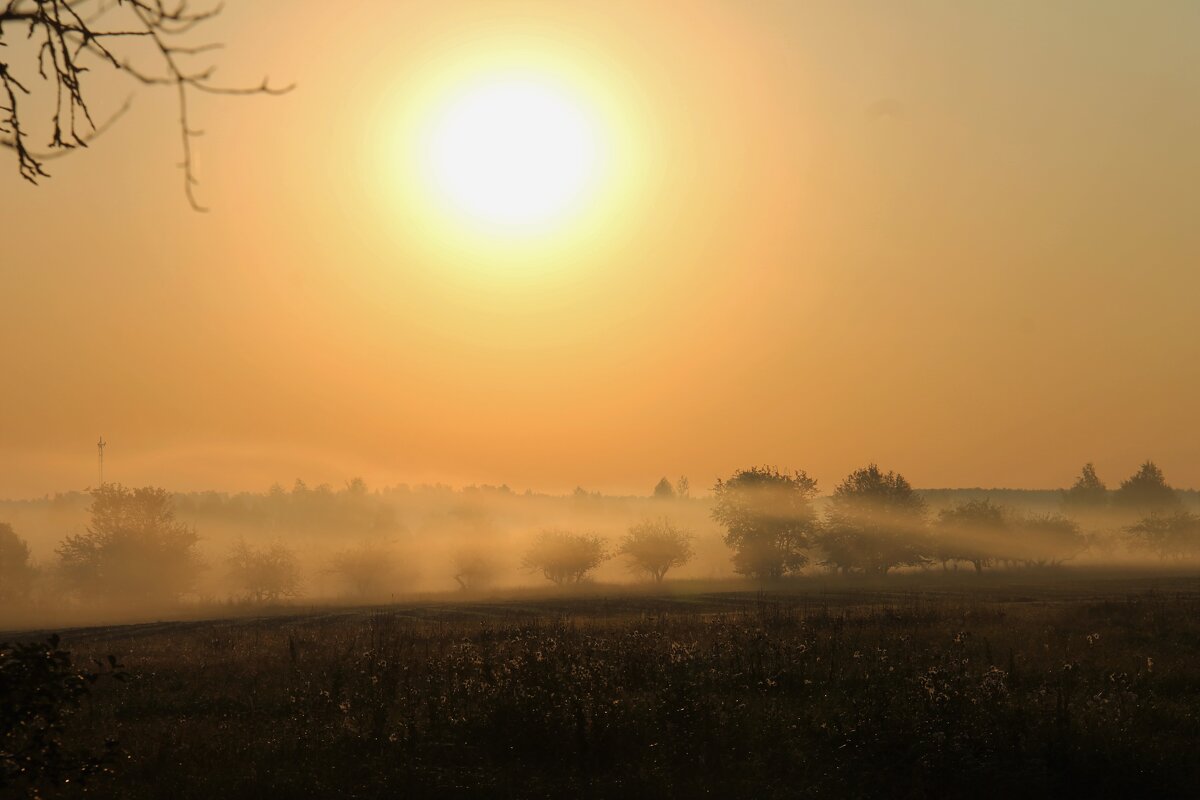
[420, 76, 604, 233]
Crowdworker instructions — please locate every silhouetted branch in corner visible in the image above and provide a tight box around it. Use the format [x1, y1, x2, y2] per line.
[0, 0, 293, 210]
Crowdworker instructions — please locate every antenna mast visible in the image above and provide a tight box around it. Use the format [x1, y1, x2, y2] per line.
[97, 436, 106, 486]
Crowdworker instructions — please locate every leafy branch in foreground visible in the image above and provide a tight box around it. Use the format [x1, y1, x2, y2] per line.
[1, 635, 126, 795]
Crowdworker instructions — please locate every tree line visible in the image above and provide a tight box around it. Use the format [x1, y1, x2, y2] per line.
[1, 461, 1197, 610]
[708, 460, 1197, 579]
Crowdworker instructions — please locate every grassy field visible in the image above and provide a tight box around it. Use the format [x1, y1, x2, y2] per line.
[10, 571, 1200, 798]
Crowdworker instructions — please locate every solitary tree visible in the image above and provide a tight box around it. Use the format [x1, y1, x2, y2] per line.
[1114, 461, 1179, 514]
[935, 499, 1008, 574]
[1062, 463, 1108, 510]
[57, 484, 199, 606]
[1126, 512, 1200, 559]
[676, 475, 691, 499]
[817, 464, 929, 575]
[329, 540, 398, 598]
[1014, 513, 1087, 567]
[452, 550, 498, 591]
[522, 530, 608, 585]
[226, 539, 301, 603]
[0, 522, 33, 603]
[653, 477, 676, 499]
[0, 1, 290, 209]
[619, 518, 694, 583]
[711, 466, 819, 580]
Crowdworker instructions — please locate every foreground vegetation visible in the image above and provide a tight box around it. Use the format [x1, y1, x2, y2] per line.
[7, 576, 1200, 798]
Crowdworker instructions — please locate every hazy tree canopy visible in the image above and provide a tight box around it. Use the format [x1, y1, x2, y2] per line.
[522, 530, 608, 585]
[619, 518, 694, 582]
[676, 476, 690, 499]
[329, 540, 399, 597]
[711, 466, 819, 580]
[0, 522, 32, 602]
[173, 479, 399, 535]
[1114, 461, 1180, 514]
[1126, 512, 1200, 559]
[227, 539, 300, 603]
[1014, 513, 1086, 566]
[653, 478, 675, 499]
[1062, 463, 1108, 509]
[935, 499, 1008, 573]
[452, 550, 497, 592]
[818, 464, 928, 575]
[56, 485, 199, 606]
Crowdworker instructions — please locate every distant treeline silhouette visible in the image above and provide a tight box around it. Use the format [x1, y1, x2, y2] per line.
[1, 461, 1198, 613]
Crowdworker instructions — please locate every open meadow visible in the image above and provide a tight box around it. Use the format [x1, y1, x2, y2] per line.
[8, 570, 1200, 799]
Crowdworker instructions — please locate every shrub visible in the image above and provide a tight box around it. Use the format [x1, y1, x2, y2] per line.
[227, 539, 301, 603]
[0, 636, 123, 795]
[56, 485, 200, 606]
[619, 518, 694, 582]
[0, 523, 33, 604]
[328, 540, 400, 598]
[522, 530, 608, 585]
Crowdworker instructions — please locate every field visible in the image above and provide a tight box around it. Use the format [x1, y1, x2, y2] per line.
[6, 570, 1200, 799]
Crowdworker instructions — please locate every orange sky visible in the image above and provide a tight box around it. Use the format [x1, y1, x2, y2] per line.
[2, 1, 1199, 497]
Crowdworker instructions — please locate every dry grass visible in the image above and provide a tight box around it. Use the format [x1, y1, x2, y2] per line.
[18, 573, 1200, 798]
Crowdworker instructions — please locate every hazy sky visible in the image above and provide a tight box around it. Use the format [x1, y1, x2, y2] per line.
[2, 1, 1199, 497]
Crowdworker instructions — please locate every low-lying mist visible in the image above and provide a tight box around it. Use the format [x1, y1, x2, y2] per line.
[2, 464, 1198, 631]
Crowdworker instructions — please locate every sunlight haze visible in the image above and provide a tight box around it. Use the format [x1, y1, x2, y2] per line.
[2, 0, 1199, 497]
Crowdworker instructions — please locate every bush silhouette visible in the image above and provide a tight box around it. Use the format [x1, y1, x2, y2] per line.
[1062, 463, 1108, 510]
[935, 499, 1009, 573]
[1126, 511, 1200, 559]
[0, 523, 32, 604]
[452, 550, 498, 591]
[227, 539, 301, 603]
[522, 530, 608, 585]
[0, 636, 123, 794]
[56, 485, 199, 607]
[1114, 461, 1179, 514]
[618, 518, 694, 582]
[1013, 513, 1087, 567]
[329, 540, 400, 598]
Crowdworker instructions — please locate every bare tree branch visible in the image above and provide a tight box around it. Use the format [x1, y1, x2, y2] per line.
[0, 0, 292, 210]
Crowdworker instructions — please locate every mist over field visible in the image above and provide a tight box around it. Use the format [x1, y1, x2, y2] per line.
[4, 463, 1199, 631]
[5, 0, 1200, 796]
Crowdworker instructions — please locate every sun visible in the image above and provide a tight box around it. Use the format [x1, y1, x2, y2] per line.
[419, 74, 605, 233]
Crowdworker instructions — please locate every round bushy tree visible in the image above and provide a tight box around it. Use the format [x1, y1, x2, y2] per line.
[711, 466, 819, 580]
[56, 485, 200, 607]
[522, 530, 608, 585]
[818, 464, 929, 575]
[1114, 461, 1179, 514]
[935, 499, 1009, 574]
[619, 518, 694, 583]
